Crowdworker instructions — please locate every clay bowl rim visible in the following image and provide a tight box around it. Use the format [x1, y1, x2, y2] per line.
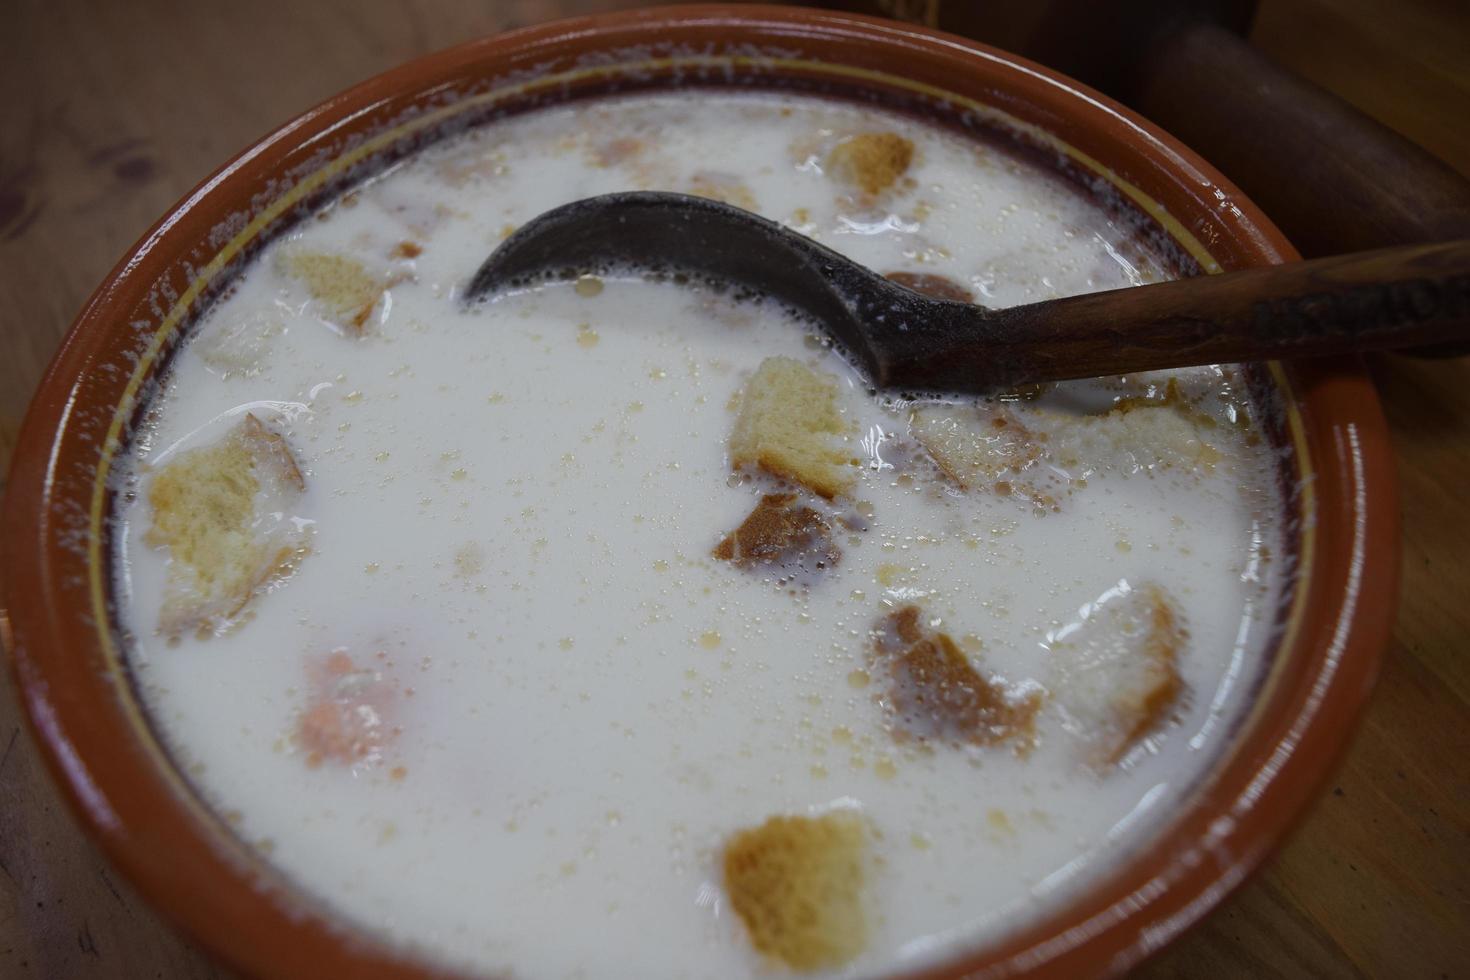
[0, 4, 1397, 979]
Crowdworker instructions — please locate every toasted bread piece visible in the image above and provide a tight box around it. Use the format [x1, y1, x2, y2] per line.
[723, 812, 868, 971]
[688, 172, 759, 211]
[194, 309, 283, 379]
[587, 136, 644, 168]
[713, 493, 840, 583]
[912, 379, 1224, 506]
[297, 650, 396, 769]
[826, 132, 915, 196]
[1102, 406, 1221, 472]
[1049, 582, 1185, 765]
[276, 247, 389, 334]
[872, 605, 1042, 751]
[145, 414, 308, 638]
[730, 357, 855, 499]
[1043, 380, 1224, 476]
[910, 404, 1042, 490]
[884, 271, 974, 303]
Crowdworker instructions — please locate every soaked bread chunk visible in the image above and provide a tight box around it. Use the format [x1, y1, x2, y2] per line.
[1045, 379, 1224, 475]
[297, 649, 398, 770]
[276, 247, 393, 334]
[145, 414, 309, 638]
[872, 605, 1041, 751]
[723, 812, 868, 971]
[586, 135, 644, 168]
[730, 356, 856, 499]
[910, 403, 1058, 511]
[826, 132, 914, 196]
[194, 309, 283, 379]
[911, 380, 1226, 512]
[884, 270, 975, 303]
[910, 404, 1044, 490]
[1048, 582, 1185, 766]
[688, 171, 759, 211]
[713, 493, 840, 583]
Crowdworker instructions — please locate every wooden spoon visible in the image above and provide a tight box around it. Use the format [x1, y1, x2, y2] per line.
[464, 192, 1469, 393]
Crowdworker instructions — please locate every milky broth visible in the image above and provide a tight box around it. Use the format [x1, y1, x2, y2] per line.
[114, 93, 1288, 978]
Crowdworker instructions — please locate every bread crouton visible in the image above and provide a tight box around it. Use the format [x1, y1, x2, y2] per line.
[297, 649, 396, 769]
[884, 271, 975, 303]
[872, 605, 1041, 751]
[194, 309, 282, 379]
[144, 414, 309, 638]
[910, 404, 1043, 490]
[730, 357, 855, 499]
[826, 132, 914, 196]
[1101, 407, 1222, 473]
[910, 403, 1058, 511]
[1048, 582, 1185, 765]
[1110, 381, 1225, 471]
[587, 136, 644, 168]
[688, 172, 759, 212]
[276, 247, 390, 334]
[723, 812, 868, 970]
[1041, 379, 1223, 476]
[713, 493, 840, 584]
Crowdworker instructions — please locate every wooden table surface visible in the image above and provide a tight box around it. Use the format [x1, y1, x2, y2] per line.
[2, 1, 1466, 977]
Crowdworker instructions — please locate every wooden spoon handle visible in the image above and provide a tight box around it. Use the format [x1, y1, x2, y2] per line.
[885, 240, 1470, 390]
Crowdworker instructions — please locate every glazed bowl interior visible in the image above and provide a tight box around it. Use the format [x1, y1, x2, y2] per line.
[2, 5, 1396, 978]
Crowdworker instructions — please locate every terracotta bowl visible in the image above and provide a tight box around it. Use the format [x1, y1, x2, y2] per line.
[1, 4, 1397, 977]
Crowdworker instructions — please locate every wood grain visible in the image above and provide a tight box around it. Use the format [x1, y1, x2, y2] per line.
[885, 240, 1470, 390]
[1252, 0, 1470, 181]
[2, 1, 1467, 977]
[1128, 19, 1470, 262]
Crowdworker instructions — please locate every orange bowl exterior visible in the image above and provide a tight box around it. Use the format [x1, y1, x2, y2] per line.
[1, 5, 1397, 978]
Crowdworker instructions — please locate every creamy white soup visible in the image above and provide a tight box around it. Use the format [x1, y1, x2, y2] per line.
[114, 92, 1288, 978]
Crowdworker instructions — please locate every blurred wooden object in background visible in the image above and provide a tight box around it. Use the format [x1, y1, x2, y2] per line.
[837, 0, 1470, 259]
[1253, 0, 1470, 181]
